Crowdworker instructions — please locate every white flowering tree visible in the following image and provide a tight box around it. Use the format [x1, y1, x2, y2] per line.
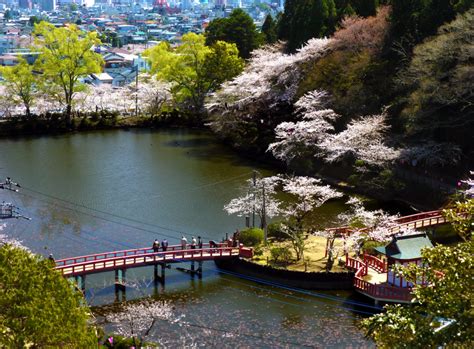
[0, 223, 29, 251]
[106, 299, 180, 348]
[225, 174, 342, 261]
[319, 113, 399, 167]
[267, 90, 340, 163]
[280, 176, 342, 261]
[224, 175, 282, 229]
[207, 39, 332, 149]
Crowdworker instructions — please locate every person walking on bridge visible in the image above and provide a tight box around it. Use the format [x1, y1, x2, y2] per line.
[191, 236, 197, 249]
[197, 236, 203, 249]
[161, 239, 168, 251]
[152, 239, 160, 252]
[181, 235, 187, 250]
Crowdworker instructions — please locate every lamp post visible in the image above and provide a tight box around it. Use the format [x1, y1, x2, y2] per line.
[135, 65, 139, 118]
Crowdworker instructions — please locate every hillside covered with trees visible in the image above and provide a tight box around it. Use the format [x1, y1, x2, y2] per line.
[206, 1, 473, 204]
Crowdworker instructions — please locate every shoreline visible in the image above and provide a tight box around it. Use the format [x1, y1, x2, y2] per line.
[215, 258, 355, 290]
[0, 116, 453, 210]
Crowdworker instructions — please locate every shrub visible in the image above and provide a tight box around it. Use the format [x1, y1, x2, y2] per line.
[267, 221, 287, 240]
[361, 240, 385, 255]
[239, 227, 264, 246]
[270, 247, 292, 265]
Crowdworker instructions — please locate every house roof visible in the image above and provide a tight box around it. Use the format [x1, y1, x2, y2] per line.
[375, 233, 433, 260]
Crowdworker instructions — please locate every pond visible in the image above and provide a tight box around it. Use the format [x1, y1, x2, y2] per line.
[0, 129, 375, 347]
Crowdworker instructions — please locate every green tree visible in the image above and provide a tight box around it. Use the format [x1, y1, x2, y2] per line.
[145, 33, 244, 116]
[362, 240, 473, 348]
[261, 14, 277, 44]
[33, 22, 103, 126]
[0, 245, 97, 347]
[29, 16, 41, 27]
[389, 0, 472, 54]
[443, 198, 474, 242]
[400, 9, 474, 146]
[3, 9, 12, 21]
[278, 0, 337, 52]
[205, 8, 261, 59]
[0, 58, 38, 118]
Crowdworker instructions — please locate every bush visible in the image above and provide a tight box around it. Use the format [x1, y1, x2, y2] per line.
[361, 240, 385, 255]
[270, 247, 292, 265]
[239, 227, 264, 246]
[267, 221, 287, 240]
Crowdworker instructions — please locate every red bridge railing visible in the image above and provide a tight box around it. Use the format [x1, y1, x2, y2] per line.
[326, 210, 446, 237]
[55, 242, 252, 277]
[346, 255, 412, 302]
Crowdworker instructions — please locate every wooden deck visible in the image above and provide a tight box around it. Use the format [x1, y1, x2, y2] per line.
[346, 254, 412, 303]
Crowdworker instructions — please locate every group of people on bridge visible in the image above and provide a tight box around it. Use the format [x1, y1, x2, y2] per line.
[151, 236, 214, 253]
[152, 239, 169, 252]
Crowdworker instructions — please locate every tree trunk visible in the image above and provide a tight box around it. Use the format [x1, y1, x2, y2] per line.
[25, 105, 31, 119]
[66, 104, 72, 127]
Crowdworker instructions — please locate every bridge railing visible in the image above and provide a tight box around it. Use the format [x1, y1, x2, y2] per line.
[326, 210, 445, 237]
[55, 245, 240, 276]
[363, 253, 387, 273]
[55, 242, 228, 267]
[353, 277, 412, 302]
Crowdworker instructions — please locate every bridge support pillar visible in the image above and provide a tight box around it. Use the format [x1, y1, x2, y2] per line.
[154, 263, 167, 285]
[75, 275, 86, 293]
[114, 269, 126, 303]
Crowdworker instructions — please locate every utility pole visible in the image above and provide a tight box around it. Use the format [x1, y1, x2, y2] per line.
[135, 65, 139, 118]
[262, 182, 267, 243]
[252, 170, 257, 228]
[0, 177, 30, 220]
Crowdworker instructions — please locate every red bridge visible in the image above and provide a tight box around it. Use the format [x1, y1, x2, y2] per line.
[326, 209, 447, 237]
[55, 242, 253, 277]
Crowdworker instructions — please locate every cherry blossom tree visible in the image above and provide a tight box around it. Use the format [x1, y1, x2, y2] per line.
[207, 39, 332, 146]
[332, 6, 391, 53]
[224, 175, 282, 228]
[0, 223, 29, 251]
[463, 171, 474, 198]
[319, 113, 399, 167]
[267, 90, 340, 163]
[398, 141, 462, 167]
[106, 299, 181, 348]
[280, 176, 342, 262]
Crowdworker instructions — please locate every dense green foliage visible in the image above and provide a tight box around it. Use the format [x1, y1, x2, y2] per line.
[399, 9, 474, 145]
[261, 14, 278, 44]
[270, 246, 292, 265]
[0, 58, 37, 118]
[279, 0, 382, 52]
[362, 239, 473, 348]
[145, 33, 243, 116]
[443, 198, 474, 242]
[205, 9, 262, 59]
[0, 245, 97, 347]
[33, 22, 103, 125]
[239, 227, 265, 246]
[363, 198, 474, 348]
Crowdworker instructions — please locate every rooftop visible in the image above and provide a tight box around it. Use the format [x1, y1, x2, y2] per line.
[375, 233, 433, 260]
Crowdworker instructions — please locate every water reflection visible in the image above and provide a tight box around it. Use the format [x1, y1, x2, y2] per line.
[0, 129, 374, 347]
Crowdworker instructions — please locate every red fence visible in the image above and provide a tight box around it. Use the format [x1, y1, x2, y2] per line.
[326, 210, 446, 237]
[363, 253, 387, 273]
[55, 242, 250, 277]
[346, 255, 412, 302]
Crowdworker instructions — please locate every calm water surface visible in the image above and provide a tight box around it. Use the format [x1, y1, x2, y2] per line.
[0, 129, 374, 348]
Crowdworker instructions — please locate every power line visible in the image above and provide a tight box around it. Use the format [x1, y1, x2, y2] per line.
[107, 171, 254, 205]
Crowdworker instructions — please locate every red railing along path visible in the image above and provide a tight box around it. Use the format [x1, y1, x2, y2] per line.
[55, 242, 253, 277]
[346, 255, 412, 302]
[326, 210, 446, 237]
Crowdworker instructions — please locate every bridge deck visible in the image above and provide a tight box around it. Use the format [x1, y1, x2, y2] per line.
[55, 243, 249, 277]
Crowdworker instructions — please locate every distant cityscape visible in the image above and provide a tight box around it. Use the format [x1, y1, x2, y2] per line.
[1, 0, 285, 13]
[0, 0, 285, 84]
